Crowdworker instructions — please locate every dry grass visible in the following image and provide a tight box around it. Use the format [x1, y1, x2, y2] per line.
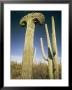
[10, 62, 22, 79]
[10, 61, 61, 79]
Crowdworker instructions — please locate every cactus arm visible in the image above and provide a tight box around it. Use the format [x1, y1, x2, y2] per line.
[33, 13, 45, 24]
[40, 37, 48, 61]
[45, 24, 53, 59]
[52, 16, 59, 79]
[19, 16, 27, 26]
[33, 48, 36, 64]
[45, 24, 53, 79]
[52, 16, 58, 56]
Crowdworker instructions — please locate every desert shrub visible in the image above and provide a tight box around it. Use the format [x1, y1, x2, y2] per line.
[11, 61, 61, 79]
[32, 63, 48, 79]
[58, 64, 61, 79]
[10, 61, 22, 79]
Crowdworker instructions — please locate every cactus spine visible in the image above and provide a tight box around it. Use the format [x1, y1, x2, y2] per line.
[40, 24, 53, 79]
[52, 16, 59, 79]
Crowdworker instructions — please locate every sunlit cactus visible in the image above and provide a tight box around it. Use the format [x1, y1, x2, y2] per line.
[19, 12, 45, 79]
[33, 48, 37, 64]
[52, 16, 59, 79]
[40, 24, 53, 79]
[40, 16, 59, 79]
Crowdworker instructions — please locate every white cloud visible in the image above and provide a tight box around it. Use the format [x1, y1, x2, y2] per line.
[11, 55, 22, 64]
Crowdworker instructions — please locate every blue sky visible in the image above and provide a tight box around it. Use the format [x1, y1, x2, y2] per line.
[11, 11, 61, 63]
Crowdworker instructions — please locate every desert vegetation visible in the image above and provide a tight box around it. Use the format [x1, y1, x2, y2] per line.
[10, 61, 61, 79]
[11, 13, 61, 79]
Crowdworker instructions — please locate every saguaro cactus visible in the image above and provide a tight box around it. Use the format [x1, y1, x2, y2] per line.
[40, 16, 59, 79]
[40, 24, 53, 79]
[19, 12, 45, 79]
[52, 16, 59, 79]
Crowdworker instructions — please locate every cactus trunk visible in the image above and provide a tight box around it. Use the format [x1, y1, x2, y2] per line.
[45, 24, 53, 79]
[20, 12, 45, 79]
[40, 24, 53, 79]
[52, 16, 59, 79]
[21, 21, 35, 79]
[48, 59, 53, 79]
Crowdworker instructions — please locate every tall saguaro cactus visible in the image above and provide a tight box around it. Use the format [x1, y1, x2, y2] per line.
[52, 16, 59, 79]
[40, 16, 59, 79]
[19, 12, 45, 79]
[40, 24, 53, 79]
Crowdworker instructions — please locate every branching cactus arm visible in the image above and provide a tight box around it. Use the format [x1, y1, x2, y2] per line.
[45, 24, 53, 60]
[52, 16, 59, 79]
[40, 24, 53, 60]
[52, 16, 58, 55]
[40, 38, 48, 61]
[19, 15, 28, 27]
[33, 13, 45, 24]
[45, 24, 53, 79]
[40, 24, 53, 79]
